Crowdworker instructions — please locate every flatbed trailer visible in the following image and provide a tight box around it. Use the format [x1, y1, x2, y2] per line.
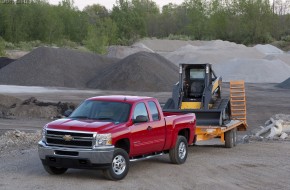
[196, 120, 247, 148]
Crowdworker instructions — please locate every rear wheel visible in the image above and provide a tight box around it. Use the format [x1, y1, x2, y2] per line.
[233, 128, 237, 147]
[43, 165, 67, 175]
[103, 148, 129, 180]
[169, 136, 188, 164]
[225, 129, 235, 148]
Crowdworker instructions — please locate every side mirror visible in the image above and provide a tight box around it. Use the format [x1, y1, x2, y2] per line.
[133, 115, 148, 123]
[63, 109, 73, 117]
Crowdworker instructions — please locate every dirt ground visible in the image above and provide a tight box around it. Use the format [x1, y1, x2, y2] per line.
[0, 83, 290, 189]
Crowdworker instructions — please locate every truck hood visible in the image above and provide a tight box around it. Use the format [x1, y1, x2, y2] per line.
[46, 118, 126, 133]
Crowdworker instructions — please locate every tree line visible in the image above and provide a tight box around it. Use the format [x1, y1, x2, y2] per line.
[0, 0, 290, 54]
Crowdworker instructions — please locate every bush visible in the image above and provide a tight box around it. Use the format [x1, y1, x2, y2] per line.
[167, 34, 192, 41]
[56, 39, 78, 49]
[281, 35, 290, 42]
[0, 37, 6, 56]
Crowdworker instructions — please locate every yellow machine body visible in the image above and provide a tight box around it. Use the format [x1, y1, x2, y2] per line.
[181, 102, 201, 109]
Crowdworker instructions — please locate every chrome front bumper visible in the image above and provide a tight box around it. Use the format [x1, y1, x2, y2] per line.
[38, 141, 115, 166]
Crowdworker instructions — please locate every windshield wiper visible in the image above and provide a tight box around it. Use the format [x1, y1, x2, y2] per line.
[69, 116, 93, 119]
[95, 117, 114, 121]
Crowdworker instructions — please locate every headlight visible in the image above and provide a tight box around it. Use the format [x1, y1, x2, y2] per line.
[42, 125, 47, 142]
[94, 133, 112, 147]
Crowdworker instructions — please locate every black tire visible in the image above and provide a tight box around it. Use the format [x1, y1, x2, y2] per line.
[233, 128, 237, 147]
[103, 148, 129, 181]
[225, 129, 234, 148]
[169, 136, 188, 164]
[43, 165, 67, 175]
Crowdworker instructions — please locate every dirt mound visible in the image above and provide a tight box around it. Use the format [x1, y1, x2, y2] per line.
[0, 95, 75, 119]
[87, 51, 178, 92]
[0, 47, 118, 88]
[0, 57, 15, 69]
[276, 77, 290, 89]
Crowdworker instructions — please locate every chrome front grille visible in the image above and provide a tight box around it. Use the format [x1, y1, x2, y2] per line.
[45, 129, 95, 149]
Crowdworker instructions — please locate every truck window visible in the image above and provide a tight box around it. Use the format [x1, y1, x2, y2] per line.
[148, 101, 160, 121]
[133, 103, 148, 121]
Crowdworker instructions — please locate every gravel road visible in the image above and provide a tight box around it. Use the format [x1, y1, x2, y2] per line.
[0, 141, 290, 190]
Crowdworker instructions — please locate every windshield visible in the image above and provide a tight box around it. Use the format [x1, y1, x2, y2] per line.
[69, 100, 131, 123]
[190, 69, 205, 79]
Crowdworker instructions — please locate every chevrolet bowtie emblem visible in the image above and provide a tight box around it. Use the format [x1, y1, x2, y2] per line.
[63, 135, 73, 141]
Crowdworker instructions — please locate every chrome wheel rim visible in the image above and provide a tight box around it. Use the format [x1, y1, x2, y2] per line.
[112, 155, 126, 175]
[178, 141, 186, 159]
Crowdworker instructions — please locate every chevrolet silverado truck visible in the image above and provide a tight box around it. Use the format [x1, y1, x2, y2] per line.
[38, 95, 196, 180]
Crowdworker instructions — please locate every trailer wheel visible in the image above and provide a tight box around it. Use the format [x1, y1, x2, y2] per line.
[233, 128, 237, 147]
[43, 165, 67, 175]
[103, 148, 129, 180]
[225, 129, 234, 148]
[169, 136, 188, 164]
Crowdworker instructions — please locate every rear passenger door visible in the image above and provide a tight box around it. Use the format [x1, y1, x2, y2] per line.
[146, 101, 166, 152]
[130, 102, 154, 156]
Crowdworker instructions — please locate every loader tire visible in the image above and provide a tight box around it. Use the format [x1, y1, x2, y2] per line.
[169, 136, 188, 164]
[225, 129, 234, 148]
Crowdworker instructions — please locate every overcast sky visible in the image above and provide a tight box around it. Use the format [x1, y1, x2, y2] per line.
[48, 0, 184, 10]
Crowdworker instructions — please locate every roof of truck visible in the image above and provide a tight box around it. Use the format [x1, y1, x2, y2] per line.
[87, 95, 154, 104]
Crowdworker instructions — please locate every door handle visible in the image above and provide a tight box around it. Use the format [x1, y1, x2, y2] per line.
[147, 126, 152, 131]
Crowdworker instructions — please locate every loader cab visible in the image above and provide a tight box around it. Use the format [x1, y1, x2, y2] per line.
[179, 63, 219, 110]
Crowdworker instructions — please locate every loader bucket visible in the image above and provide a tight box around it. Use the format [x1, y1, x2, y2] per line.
[163, 109, 224, 126]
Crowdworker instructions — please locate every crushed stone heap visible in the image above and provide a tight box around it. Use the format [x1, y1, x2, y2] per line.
[87, 51, 178, 92]
[276, 77, 290, 89]
[0, 47, 118, 88]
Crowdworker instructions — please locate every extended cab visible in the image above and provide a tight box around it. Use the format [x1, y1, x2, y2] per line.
[38, 95, 196, 180]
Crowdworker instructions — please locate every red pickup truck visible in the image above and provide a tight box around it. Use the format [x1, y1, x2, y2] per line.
[38, 95, 196, 180]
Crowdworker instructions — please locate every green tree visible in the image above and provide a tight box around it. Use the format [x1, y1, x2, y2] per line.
[83, 24, 108, 54]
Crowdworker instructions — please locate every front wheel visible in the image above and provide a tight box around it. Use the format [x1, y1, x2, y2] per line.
[169, 136, 188, 164]
[43, 165, 67, 175]
[103, 148, 129, 180]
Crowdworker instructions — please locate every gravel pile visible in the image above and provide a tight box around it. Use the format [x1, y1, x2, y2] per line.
[0, 57, 15, 69]
[213, 58, 290, 83]
[108, 43, 154, 59]
[0, 47, 118, 88]
[276, 77, 290, 89]
[163, 41, 263, 66]
[254, 44, 284, 55]
[87, 51, 178, 92]
[0, 130, 41, 153]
